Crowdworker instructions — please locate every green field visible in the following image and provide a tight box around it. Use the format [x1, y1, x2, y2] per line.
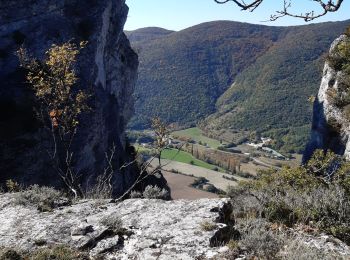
[172, 127, 223, 149]
[133, 143, 152, 153]
[161, 148, 223, 171]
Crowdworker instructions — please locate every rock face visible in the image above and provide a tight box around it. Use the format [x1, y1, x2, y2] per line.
[304, 34, 350, 161]
[0, 0, 139, 195]
[0, 196, 234, 259]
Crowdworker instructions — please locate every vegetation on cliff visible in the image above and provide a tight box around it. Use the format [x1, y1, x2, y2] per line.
[17, 42, 91, 198]
[326, 33, 350, 113]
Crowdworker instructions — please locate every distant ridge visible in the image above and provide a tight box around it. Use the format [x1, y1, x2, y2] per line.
[125, 27, 174, 43]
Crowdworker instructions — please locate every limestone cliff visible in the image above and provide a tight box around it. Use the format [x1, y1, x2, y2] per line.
[0, 0, 139, 195]
[304, 34, 350, 161]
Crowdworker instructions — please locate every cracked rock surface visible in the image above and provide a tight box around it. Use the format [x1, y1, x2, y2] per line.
[0, 195, 232, 259]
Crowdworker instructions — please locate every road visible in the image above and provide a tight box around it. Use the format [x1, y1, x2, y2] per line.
[251, 157, 280, 169]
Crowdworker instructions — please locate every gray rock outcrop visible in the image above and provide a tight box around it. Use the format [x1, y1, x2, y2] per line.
[0, 0, 139, 195]
[0, 196, 234, 259]
[304, 34, 350, 161]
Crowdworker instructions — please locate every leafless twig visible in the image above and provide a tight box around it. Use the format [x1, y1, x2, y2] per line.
[214, 0, 344, 21]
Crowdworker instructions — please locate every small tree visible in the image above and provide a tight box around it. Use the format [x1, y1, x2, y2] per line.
[17, 42, 90, 198]
[151, 117, 170, 167]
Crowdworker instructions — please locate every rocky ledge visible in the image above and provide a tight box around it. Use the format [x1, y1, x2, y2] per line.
[0, 196, 234, 259]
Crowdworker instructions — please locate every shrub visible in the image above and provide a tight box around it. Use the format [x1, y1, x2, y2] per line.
[226, 185, 264, 219]
[129, 190, 142, 198]
[229, 149, 350, 244]
[237, 219, 285, 259]
[0, 246, 87, 260]
[200, 221, 217, 231]
[100, 215, 123, 234]
[281, 239, 346, 260]
[338, 39, 350, 73]
[30, 245, 87, 260]
[191, 177, 209, 187]
[326, 37, 350, 106]
[142, 185, 169, 199]
[226, 239, 239, 251]
[14, 185, 63, 212]
[204, 184, 218, 193]
[0, 249, 23, 260]
[265, 201, 295, 227]
[5, 180, 20, 193]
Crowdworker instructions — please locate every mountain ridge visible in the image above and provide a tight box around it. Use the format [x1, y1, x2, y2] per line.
[125, 27, 175, 43]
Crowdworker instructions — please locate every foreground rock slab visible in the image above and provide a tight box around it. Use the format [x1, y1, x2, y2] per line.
[0, 195, 232, 259]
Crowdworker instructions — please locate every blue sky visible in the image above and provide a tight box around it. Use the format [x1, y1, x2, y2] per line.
[125, 0, 350, 31]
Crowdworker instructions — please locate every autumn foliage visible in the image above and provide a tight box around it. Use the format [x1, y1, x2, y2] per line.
[17, 42, 90, 197]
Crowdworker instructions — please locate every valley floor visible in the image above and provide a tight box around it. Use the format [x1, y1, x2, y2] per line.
[162, 170, 218, 199]
[150, 159, 243, 191]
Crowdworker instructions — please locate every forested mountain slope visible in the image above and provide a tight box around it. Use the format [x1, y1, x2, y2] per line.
[127, 20, 350, 152]
[204, 21, 350, 152]
[128, 21, 286, 128]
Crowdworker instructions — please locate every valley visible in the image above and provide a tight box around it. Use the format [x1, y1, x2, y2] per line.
[129, 126, 301, 195]
[126, 20, 350, 154]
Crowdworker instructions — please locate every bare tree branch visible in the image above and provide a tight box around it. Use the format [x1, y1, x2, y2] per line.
[214, 0, 344, 21]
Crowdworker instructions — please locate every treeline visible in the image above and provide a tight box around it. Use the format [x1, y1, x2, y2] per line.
[182, 143, 248, 174]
